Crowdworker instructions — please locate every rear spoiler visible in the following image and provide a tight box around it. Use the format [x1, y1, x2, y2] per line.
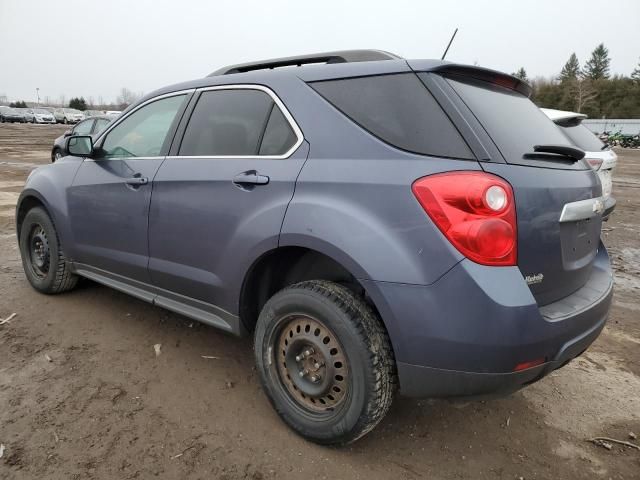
[410, 61, 533, 98]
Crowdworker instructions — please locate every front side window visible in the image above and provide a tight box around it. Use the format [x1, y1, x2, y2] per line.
[93, 118, 110, 133]
[179, 89, 297, 157]
[73, 119, 94, 135]
[101, 95, 185, 158]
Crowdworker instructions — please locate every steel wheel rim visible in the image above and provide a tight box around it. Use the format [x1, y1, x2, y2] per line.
[27, 224, 50, 278]
[274, 314, 349, 414]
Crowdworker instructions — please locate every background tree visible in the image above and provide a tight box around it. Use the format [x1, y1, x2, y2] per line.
[68, 97, 87, 111]
[115, 87, 141, 109]
[512, 67, 528, 82]
[559, 53, 580, 82]
[632, 58, 640, 83]
[583, 43, 611, 80]
[9, 100, 27, 108]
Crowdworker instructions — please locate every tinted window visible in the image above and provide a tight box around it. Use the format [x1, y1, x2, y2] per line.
[179, 89, 273, 156]
[558, 123, 604, 152]
[310, 74, 473, 159]
[73, 119, 94, 135]
[102, 95, 185, 158]
[259, 105, 297, 155]
[445, 76, 574, 163]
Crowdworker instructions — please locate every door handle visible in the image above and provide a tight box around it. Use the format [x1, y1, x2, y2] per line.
[125, 176, 149, 186]
[233, 171, 270, 186]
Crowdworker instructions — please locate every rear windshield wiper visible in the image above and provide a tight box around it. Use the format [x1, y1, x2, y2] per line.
[529, 144, 585, 162]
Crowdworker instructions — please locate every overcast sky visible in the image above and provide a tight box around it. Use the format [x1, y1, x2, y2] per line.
[1, 0, 639, 104]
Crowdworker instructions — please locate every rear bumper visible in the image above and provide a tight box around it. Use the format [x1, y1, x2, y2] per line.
[602, 196, 616, 221]
[363, 243, 613, 398]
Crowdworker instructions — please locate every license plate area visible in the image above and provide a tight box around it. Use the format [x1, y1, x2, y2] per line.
[560, 217, 601, 270]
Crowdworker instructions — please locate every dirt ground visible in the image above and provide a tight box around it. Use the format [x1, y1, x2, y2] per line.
[0, 124, 638, 480]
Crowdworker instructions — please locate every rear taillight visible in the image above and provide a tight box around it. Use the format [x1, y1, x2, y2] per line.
[412, 172, 517, 266]
[585, 158, 603, 171]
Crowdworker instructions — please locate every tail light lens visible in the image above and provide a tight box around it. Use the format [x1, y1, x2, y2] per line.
[412, 172, 517, 266]
[585, 158, 603, 171]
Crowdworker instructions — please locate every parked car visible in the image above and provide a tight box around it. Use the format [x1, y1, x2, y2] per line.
[0, 106, 26, 123]
[51, 116, 111, 162]
[54, 108, 84, 124]
[17, 108, 35, 122]
[83, 109, 105, 118]
[542, 108, 617, 219]
[16, 50, 613, 445]
[24, 108, 56, 124]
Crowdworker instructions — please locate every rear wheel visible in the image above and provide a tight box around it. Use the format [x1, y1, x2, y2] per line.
[254, 280, 395, 445]
[19, 207, 78, 294]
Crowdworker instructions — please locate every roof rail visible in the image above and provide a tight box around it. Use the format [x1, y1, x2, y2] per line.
[208, 49, 403, 76]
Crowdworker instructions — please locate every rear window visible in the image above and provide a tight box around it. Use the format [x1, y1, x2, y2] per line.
[310, 74, 473, 159]
[444, 76, 576, 164]
[557, 123, 604, 152]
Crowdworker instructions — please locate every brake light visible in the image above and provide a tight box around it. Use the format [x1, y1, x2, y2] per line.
[412, 172, 517, 266]
[585, 158, 603, 170]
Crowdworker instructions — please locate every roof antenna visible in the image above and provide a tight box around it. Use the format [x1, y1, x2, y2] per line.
[441, 27, 458, 60]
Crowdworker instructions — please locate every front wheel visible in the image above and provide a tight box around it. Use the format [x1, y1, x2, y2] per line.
[63, 117, 68, 124]
[254, 280, 396, 445]
[19, 207, 78, 294]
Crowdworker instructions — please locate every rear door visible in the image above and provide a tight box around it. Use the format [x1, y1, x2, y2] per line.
[427, 73, 602, 305]
[147, 85, 307, 312]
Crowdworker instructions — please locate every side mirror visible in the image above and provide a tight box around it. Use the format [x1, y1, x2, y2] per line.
[66, 135, 93, 157]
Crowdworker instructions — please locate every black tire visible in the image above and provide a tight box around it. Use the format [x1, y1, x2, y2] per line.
[63, 117, 68, 124]
[19, 207, 78, 294]
[254, 280, 395, 445]
[51, 148, 62, 163]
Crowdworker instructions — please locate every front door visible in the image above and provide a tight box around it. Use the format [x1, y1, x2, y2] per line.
[148, 86, 306, 313]
[67, 93, 190, 283]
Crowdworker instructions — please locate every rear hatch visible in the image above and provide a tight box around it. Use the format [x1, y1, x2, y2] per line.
[422, 69, 603, 306]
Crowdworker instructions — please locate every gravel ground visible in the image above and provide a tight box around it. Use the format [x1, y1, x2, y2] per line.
[0, 124, 639, 479]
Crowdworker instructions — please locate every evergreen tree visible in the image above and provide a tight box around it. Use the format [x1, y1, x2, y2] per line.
[512, 67, 528, 82]
[68, 97, 87, 111]
[559, 53, 580, 82]
[583, 43, 611, 80]
[632, 58, 640, 83]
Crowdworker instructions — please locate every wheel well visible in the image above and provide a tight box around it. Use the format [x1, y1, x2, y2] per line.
[16, 196, 46, 239]
[240, 247, 368, 332]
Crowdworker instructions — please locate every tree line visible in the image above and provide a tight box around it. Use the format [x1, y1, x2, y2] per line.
[512, 43, 640, 119]
[3, 87, 143, 111]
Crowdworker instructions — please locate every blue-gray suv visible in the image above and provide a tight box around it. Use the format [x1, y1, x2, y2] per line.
[16, 50, 613, 445]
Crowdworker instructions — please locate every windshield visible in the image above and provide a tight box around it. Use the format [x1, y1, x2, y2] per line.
[34, 109, 49, 114]
[557, 123, 605, 151]
[64, 108, 81, 114]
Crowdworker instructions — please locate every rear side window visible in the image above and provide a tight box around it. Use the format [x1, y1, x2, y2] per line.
[558, 123, 604, 152]
[444, 76, 573, 163]
[310, 73, 473, 159]
[259, 106, 298, 155]
[179, 89, 297, 157]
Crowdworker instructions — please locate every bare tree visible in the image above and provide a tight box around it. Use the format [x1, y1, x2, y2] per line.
[115, 87, 141, 109]
[573, 78, 598, 113]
